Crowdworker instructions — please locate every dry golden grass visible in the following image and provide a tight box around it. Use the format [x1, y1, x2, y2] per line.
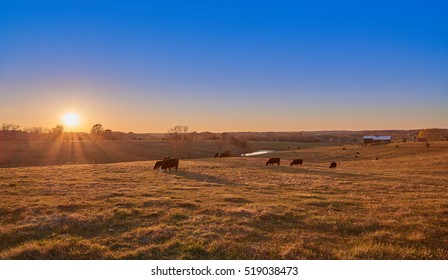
[1, 141, 447, 259]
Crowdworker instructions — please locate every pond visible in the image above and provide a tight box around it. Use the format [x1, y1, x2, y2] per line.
[240, 150, 276, 157]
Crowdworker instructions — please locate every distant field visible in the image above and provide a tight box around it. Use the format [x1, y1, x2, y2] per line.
[0, 140, 332, 168]
[0, 141, 447, 259]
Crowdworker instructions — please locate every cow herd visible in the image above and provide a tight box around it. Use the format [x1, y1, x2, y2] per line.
[265, 157, 337, 169]
[154, 150, 345, 172]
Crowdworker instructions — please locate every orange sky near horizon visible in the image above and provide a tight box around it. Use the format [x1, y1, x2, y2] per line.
[3, 88, 446, 133]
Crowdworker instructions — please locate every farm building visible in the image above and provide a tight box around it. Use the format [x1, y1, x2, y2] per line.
[363, 136, 392, 144]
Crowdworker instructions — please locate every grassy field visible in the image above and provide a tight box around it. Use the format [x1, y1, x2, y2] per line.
[0, 140, 330, 168]
[0, 141, 447, 259]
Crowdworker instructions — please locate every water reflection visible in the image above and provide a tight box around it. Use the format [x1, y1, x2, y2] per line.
[241, 150, 276, 157]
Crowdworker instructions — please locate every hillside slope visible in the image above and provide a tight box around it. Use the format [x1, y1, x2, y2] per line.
[1, 142, 447, 259]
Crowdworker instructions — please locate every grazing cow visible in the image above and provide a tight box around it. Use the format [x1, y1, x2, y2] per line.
[266, 158, 280, 166]
[354, 156, 358, 158]
[161, 158, 179, 171]
[329, 162, 337, 169]
[220, 151, 231, 158]
[154, 157, 170, 170]
[153, 160, 164, 170]
[356, 152, 360, 154]
[214, 153, 219, 158]
[342, 148, 346, 150]
[376, 157, 379, 160]
[290, 159, 303, 166]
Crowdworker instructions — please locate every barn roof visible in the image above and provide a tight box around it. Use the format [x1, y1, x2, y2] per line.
[363, 136, 392, 141]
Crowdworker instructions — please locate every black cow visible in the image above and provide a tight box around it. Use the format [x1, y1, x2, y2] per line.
[356, 152, 360, 155]
[329, 162, 337, 169]
[354, 156, 358, 158]
[290, 159, 303, 166]
[266, 158, 280, 166]
[214, 153, 219, 158]
[161, 158, 179, 171]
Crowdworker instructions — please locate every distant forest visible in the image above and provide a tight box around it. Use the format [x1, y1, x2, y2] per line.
[2, 123, 446, 143]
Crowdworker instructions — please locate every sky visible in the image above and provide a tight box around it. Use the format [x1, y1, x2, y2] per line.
[1, 0, 447, 132]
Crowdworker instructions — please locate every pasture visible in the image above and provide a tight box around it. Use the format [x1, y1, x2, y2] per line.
[0, 140, 330, 168]
[0, 142, 447, 259]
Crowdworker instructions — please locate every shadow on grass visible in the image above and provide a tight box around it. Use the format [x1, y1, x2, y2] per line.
[266, 164, 396, 181]
[172, 171, 246, 186]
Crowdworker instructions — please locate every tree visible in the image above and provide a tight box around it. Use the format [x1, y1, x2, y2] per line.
[230, 136, 247, 149]
[90, 123, 104, 140]
[1, 123, 20, 131]
[26, 127, 44, 134]
[90, 124, 104, 134]
[418, 129, 448, 141]
[103, 129, 117, 140]
[52, 124, 64, 134]
[0, 123, 22, 140]
[51, 124, 64, 140]
[166, 125, 195, 158]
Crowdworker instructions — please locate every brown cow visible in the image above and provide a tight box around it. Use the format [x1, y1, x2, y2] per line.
[154, 157, 170, 170]
[161, 158, 179, 171]
[266, 158, 280, 166]
[329, 162, 337, 169]
[220, 151, 231, 158]
[153, 160, 164, 170]
[290, 159, 303, 166]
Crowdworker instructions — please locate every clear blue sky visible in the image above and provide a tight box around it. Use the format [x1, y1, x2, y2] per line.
[1, 0, 447, 132]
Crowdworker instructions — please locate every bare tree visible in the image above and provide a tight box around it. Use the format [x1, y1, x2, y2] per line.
[166, 125, 195, 158]
[1, 123, 20, 131]
[0, 123, 21, 140]
[25, 127, 44, 134]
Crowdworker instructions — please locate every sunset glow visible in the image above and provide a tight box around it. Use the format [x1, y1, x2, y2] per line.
[62, 112, 80, 128]
[0, 1, 447, 132]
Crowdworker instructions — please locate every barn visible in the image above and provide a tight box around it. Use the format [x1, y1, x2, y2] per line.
[363, 136, 392, 144]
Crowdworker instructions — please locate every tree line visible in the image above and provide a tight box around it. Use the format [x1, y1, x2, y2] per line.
[0, 123, 64, 141]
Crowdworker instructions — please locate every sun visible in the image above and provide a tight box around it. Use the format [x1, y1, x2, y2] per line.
[62, 112, 80, 128]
